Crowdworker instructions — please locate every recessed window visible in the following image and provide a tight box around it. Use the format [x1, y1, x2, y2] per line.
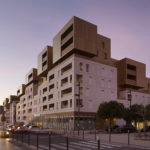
[86, 64, 89, 72]
[76, 99, 83, 107]
[49, 74, 54, 82]
[61, 24, 73, 40]
[127, 74, 136, 81]
[127, 64, 136, 71]
[80, 63, 83, 71]
[102, 42, 105, 49]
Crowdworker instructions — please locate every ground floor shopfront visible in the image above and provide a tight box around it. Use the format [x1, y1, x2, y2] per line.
[31, 112, 96, 130]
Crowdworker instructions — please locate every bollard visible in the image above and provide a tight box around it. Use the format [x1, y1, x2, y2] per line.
[37, 133, 39, 150]
[83, 128, 84, 139]
[128, 130, 130, 145]
[95, 130, 97, 141]
[28, 132, 30, 146]
[22, 132, 23, 144]
[98, 139, 100, 150]
[49, 132, 51, 150]
[109, 128, 111, 143]
[17, 133, 18, 144]
[66, 136, 69, 150]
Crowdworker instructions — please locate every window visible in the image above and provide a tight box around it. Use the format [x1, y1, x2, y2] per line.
[101, 79, 105, 87]
[85, 88, 89, 97]
[86, 64, 89, 72]
[49, 103, 54, 110]
[100, 90, 104, 98]
[148, 83, 150, 89]
[70, 75, 72, 83]
[61, 37, 73, 51]
[102, 41, 105, 49]
[127, 74, 136, 81]
[61, 100, 68, 109]
[43, 96, 47, 103]
[61, 24, 73, 40]
[48, 94, 53, 101]
[127, 64, 136, 71]
[49, 74, 54, 82]
[101, 67, 105, 76]
[61, 63, 72, 75]
[49, 84, 54, 91]
[80, 63, 83, 71]
[104, 53, 107, 59]
[76, 74, 83, 83]
[88, 77, 92, 85]
[108, 80, 111, 88]
[61, 77, 68, 86]
[43, 87, 47, 94]
[42, 51, 47, 60]
[56, 82, 58, 88]
[61, 87, 72, 97]
[70, 99, 72, 108]
[76, 99, 83, 107]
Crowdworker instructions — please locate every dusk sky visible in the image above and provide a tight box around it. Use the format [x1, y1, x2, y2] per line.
[0, 0, 150, 104]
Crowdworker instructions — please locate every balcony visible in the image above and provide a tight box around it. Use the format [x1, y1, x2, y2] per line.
[61, 63, 72, 75]
[61, 77, 68, 87]
[49, 103, 54, 111]
[61, 100, 68, 109]
[48, 94, 53, 101]
[61, 87, 72, 98]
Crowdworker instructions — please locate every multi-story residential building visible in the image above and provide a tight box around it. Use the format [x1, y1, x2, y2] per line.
[3, 98, 10, 125]
[14, 16, 150, 129]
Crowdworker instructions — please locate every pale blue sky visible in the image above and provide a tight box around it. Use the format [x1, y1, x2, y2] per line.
[0, 0, 150, 104]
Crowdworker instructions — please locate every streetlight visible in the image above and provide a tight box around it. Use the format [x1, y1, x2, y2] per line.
[75, 82, 81, 136]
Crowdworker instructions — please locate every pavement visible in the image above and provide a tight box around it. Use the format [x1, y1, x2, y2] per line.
[8, 131, 150, 150]
[0, 138, 32, 150]
[2, 130, 150, 150]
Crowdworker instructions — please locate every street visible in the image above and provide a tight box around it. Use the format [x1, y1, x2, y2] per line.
[9, 133, 150, 150]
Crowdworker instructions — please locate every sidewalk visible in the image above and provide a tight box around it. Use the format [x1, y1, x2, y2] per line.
[68, 130, 150, 149]
[0, 138, 33, 150]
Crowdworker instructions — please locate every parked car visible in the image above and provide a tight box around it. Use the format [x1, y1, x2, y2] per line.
[114, 124, 136, 133]
[28, 126, 40, 131]
[105, 125, 119, 132]
[0, 130, 10, 138]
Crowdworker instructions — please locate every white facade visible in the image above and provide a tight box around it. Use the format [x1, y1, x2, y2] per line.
[16, 55, 117, 126]
[119, 90, 150, 107]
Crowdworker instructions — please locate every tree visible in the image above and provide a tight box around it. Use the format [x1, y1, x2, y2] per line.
[123, 107, 132, 125]
[130, 104, 144, 122]
[97, 101, 125, 128]
[145, 104, 150, 121]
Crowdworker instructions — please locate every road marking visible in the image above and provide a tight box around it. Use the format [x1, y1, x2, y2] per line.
[39, 144, 56, 150]
[52, 143, 75, 150]
[88, 140, 122, 148]
[80, 141, 112, 148]
[70, 142, 99, 149]
[60, 143, 93, 150]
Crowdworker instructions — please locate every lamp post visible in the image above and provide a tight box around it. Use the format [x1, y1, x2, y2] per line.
[75, 82, 81, 136]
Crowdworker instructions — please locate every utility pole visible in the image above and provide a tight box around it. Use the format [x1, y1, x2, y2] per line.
[75, 82, 81, 136]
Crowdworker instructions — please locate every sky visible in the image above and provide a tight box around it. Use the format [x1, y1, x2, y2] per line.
[0, 0, 150, 104]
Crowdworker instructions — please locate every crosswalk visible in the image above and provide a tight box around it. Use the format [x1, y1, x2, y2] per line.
[39, 140, 122, 150]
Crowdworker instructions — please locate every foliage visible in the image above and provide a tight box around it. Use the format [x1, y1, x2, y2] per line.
[97, 101, 125, 126]
[130, 104, 144, 122]
[145, 104, 150, 121]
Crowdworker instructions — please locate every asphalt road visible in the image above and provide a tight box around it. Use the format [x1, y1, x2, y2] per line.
[12, 133, 149, 150]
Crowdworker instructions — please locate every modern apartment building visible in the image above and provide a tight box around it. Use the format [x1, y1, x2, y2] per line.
[14, 16, 150, 129]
